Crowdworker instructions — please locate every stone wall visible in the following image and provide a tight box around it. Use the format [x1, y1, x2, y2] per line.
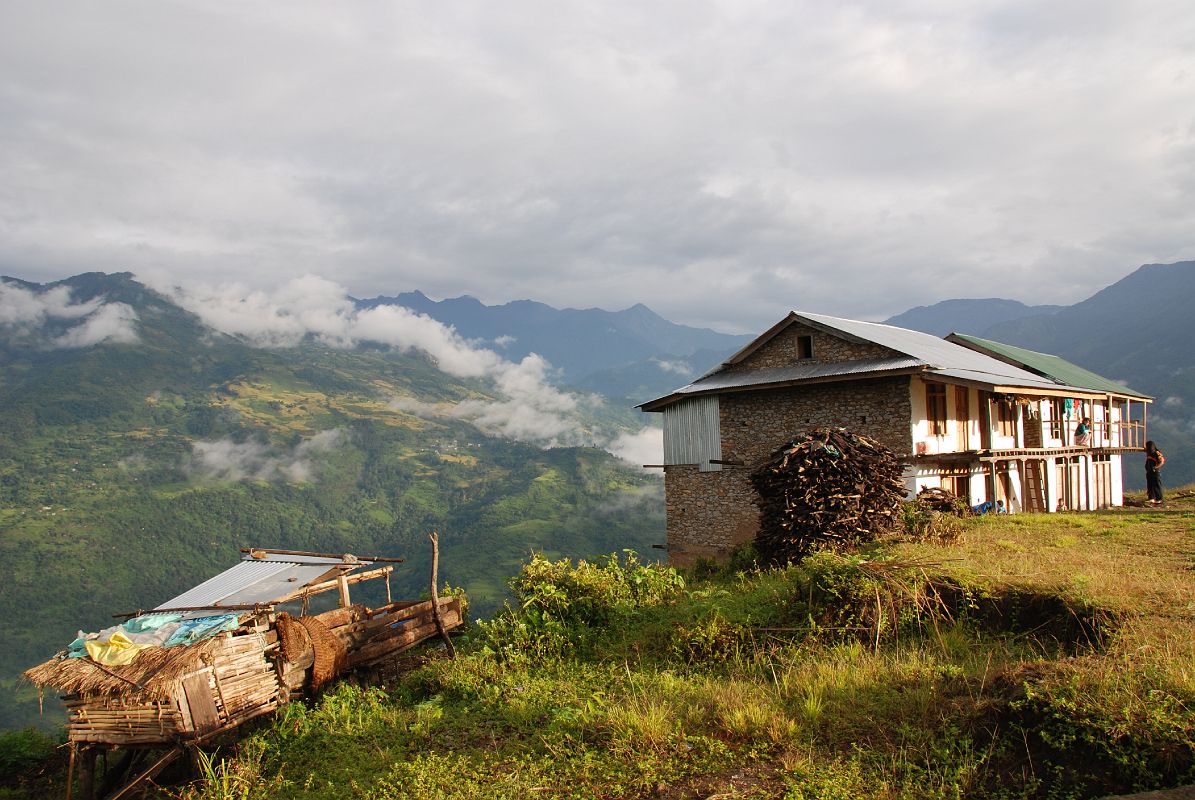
[665, 376, 912, 565]
[732, 322, 899, 371]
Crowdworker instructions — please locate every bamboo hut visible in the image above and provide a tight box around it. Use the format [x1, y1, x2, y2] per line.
[24, 543, 462, 799]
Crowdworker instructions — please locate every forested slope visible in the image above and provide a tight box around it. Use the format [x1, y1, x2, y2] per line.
[0, 274, 663, 730]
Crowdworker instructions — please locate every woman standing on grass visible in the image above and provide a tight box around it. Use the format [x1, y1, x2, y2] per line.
[1145, 440, 1165, 505]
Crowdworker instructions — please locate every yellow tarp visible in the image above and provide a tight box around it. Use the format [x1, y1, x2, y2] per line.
[84, 632, 151, 666]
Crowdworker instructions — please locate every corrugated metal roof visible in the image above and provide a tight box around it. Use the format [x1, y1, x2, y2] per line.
[946, 333, 1152, 399]
[154, 554, 372, 611]
[671, 357, 923, 395]
[926, 367, 1096, 394]
[793, 312, 1082, 386]
[642, 312, 1103, 409]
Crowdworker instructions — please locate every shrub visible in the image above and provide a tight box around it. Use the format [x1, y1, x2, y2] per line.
[509, 550, 684, 627]
[0, 727, 57, 779]
[479, 550, 684, 662]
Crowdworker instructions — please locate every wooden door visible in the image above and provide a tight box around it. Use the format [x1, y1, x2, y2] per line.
[955, 387, 970, 451]
[979, 393, 993, 450]
[182, 671, 221, 735]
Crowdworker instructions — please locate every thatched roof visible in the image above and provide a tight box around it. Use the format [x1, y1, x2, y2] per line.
[23, 636, 227, 702]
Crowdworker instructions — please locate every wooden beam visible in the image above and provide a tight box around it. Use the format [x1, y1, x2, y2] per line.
[240, 548, 405, 564]
[273, 565, 394, 605]
[108, 747, 185, 800]
[115, 604, 263, 618]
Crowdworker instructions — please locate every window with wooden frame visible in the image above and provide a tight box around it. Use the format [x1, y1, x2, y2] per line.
[995, 399, 1017, 437]
[939, 467, 970, 500]
[796, 335, 813, 360]
[926, 383, 947, 436]
[1048, 398, 1065, 439]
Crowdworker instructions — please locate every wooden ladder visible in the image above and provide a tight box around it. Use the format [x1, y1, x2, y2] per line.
[1022, 461, 1046, 512]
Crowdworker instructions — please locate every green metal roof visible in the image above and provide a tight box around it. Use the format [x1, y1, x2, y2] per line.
[946, 333, 1151, 399]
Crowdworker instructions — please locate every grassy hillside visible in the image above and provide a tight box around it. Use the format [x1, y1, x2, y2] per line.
[11, 498, 1186, 799]
[0, 276, 663, 731]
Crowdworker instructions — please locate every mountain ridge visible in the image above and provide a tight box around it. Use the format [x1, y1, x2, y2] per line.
[359, 290, 752, 401]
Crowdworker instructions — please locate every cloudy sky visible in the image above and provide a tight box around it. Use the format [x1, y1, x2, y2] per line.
[2, 1, 1193, 333]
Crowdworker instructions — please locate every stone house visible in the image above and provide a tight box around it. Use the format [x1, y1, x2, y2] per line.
[639, 312, 1152, 565]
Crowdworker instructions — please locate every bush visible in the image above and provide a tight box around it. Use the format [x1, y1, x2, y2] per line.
[0, 728, 57, 779]
[509, 550, 684, 627]
[479, 551, 684, 662]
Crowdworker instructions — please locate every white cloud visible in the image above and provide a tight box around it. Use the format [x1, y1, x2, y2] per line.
[595, 482, 664, 518]
[0, 280, 139, 347]
[190, 429, 343, 483]
[605, 427, 664, 469]
[165, 276, 600, 446]
[651, 357, 692, 376]
[53, 301, 139, 347]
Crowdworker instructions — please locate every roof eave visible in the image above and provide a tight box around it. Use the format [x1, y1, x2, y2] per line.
[639, 366, 924, 410]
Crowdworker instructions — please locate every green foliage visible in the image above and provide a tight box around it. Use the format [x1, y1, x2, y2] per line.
[478, 551, 684, 662]
[670, 611, 746, 664]
[511, 550, 684, 624]
[1010, 671, 1195, 796]
[0, 728, 56, 779]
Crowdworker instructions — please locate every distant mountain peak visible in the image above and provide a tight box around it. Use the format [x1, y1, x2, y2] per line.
[354, 290, 752, 392]
[885, 297, 1063, 338]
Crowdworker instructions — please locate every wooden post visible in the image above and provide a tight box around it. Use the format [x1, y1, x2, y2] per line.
[65, 744, 77, 800]
[429, 532, 456, 657]
[80, 747, 96, 800]
[337, 574, 351, 608]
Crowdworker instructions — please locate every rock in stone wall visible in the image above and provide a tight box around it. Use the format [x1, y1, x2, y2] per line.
[732, 322, 898, 371]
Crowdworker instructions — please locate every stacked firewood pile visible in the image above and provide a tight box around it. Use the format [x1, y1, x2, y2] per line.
[750, 427, 906, 563]
[914, 486, 969, 515]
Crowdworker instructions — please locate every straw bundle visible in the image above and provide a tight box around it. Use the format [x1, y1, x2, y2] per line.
[275, 613, 312, 663]
[23, 637, 226, 702]
[298, 615, 346, 690]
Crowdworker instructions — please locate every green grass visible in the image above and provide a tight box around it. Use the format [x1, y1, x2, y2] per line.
[136, 501, 1195, 800]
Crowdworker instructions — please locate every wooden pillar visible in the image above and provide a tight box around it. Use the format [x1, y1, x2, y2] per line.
[65, 744, 77, 800]
[1084, 454, 1093, 511]
[429, 532, 456, 657]
[337, 574, 351, 608]
[79, 747, 97, 800]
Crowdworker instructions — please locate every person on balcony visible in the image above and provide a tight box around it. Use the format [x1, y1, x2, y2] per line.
[1074, 418, 1092, 446]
